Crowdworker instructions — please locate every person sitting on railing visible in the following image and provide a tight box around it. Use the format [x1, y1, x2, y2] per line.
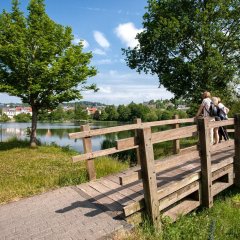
[196, 91, 214, 144]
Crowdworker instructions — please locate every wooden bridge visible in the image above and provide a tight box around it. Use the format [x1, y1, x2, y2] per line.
[69, 115, 240, 229]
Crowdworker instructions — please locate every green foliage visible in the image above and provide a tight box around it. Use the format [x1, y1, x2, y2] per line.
[123, 0, 240, 102]
[117, 105, 131, 121]
[104, 105, 119, 121]
[0, 113, 10, 122]
[74, 103, 89, 121]
[0, 0, 97, 144]
[14, 113, 31, 122]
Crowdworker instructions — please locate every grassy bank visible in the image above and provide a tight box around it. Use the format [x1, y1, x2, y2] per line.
[121, 188, 240, 240]
[0, 139, 129, 204]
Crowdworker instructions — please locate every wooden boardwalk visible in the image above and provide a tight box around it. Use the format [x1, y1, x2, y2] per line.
[69, 115, 240, 227]
[76, 144, 234, 224]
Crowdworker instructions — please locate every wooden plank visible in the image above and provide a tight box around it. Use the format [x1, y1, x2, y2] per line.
[157, 172, 200, 200]
[211, 139, 234, 152]
[72, 145, 137, 162]
[134, 118, 142, 165]
[119, 149, 199, 185]
[162, 198, 200, 221]
[212, 181, 233, 196]
[197, 117, 213, 208]
[69, 123, 141, 139]
[234, 114, 240, 187]
[123, 162, 234, 217]
[116, 137, 138, 150]
[137, 127, 161, 229]
[159, 181, 199, 211]
[78, 184, 123, 212]
[180, 145, 198, 154]
[208, 118, 234, 129]
[100, 178, 142, 202]
[141, 118, 195, 128]
[173, 115, 180, 154]
[212, 164, 233, 181]
[81, 125, 96, 180]
[88, 181, 134, 206]
[212, 158, 233, 172]
[151, 125, 198, 144]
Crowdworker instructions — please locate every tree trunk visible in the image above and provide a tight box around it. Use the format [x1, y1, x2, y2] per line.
[30, 107, 38, 148]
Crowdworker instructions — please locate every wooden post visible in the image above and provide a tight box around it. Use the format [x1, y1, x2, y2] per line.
[197, 117, 213, 208]
[81, 125, 96, 180]
[137, 127, 160, 229]
[134, 118, 142, 165]
[173, 114, 180, 154]
[234, 114, 240, 187]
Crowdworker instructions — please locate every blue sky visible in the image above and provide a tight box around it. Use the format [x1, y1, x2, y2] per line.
[0, 0, 173, 105]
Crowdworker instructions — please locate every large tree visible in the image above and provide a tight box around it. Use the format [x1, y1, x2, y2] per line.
[123, 0, 240, 102]
[0, 0, 97, 146]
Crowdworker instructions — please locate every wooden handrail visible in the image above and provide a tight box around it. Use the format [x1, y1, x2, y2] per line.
[208, 118, 234, 128]
[151, 125, 198, 144]
[69, 118, 195, 139]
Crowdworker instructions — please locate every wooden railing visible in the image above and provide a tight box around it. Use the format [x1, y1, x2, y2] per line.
[69, 114, 240, 228]
[69, 116, 196, 179]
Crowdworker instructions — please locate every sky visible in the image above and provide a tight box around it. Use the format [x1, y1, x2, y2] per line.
[0, 0, 173, 105]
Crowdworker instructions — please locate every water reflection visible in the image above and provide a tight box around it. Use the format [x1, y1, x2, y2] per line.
[0, 122, 130, 153]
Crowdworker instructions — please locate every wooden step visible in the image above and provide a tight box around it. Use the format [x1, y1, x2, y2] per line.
[162, 198, 200, 221]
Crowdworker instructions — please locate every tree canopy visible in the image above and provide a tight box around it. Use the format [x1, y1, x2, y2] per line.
[123, 0, 240, 102]
[0, 0, 97, 146]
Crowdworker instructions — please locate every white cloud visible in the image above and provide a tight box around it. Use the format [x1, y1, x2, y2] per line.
[82, 71, 173, 104]
[92, 48, 106, 55]
[72, 37, 89, 48]
[115, 22, 143, 48]
[93, 31, 110, 49]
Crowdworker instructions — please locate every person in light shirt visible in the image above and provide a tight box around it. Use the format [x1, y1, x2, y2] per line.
[196, 91, 214, 144]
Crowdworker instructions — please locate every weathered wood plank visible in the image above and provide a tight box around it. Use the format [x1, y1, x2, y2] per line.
[116, 137, 138, 150]
[78, 184, 123, 212]
[157, 172, 200, 200]
[198, 117, 213, 208]
[119, 149, 199, 185]
[212, 181, 233, 196]
[234, 114, 240, 187]
[134, 118, 142, 165]
[211, 139, 234, 152]
[141, 118, 195, 128]
[173, 115, 180, 154]
[69, 123, 141, 139]
[151, 125, 198, 144]
[208, 118, 234, 129]
[162, 198, 200, 221]
[137, 127, 161, 228]
[81, 125, 96, 180]
[212, 164, 233, 181]
[159, 181, 199, 211]
[88, 181, 134, 206]
[72, 145, 137, 162]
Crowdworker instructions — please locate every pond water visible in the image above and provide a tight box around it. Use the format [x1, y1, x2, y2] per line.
[0, 121, 131, 153]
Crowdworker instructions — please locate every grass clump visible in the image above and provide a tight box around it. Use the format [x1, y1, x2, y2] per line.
[0, 138, 128, 204]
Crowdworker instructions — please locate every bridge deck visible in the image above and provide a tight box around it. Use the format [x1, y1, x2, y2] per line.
[76, 145, 234, 221]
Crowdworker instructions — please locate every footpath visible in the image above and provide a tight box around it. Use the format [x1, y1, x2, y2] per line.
[0, 186, 132, 240]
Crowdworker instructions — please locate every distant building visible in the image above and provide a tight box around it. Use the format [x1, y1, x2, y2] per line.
[2, 106, 32, 119]
[177, 105, 190, 111]
[86, 107, 100, 115]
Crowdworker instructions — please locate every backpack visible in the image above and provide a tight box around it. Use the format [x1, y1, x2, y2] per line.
[206, 102, 219, 117]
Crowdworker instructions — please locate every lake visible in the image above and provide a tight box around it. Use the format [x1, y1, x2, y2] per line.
[0, 121, 131, 153]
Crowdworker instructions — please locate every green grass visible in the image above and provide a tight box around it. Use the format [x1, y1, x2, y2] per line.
[122, 188, 240, 240]
[0, 138, 129, 204]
